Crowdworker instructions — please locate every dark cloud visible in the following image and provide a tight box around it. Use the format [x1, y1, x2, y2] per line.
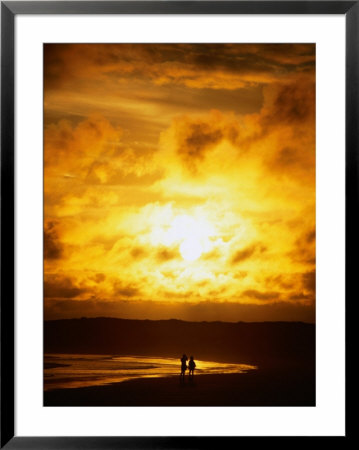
[112, 281, 139, 298]
[184, 123, 223, 158]
[116, 287, 139, 298]
[288, 293, 313, 302]
[231, 245, 256, 264]
[262, 81, 315, 128]
[92, 273, 106, 284]
[273, 147, 298, 168]
[44, 44, 315, 91]
[156, 248, 179, 263]
[175, 121, 223, 172]
[289, 229, 316, 266]
[202, 248, 221, 260]
[305, 229, 316, 243]
[224, 79, 315, 159]
[231, 243, 266, 265]
[242, 289, 281, 301]
[302, 270, 316, 294]
[207, 286, 228, 297]
[44, 221, 63, 260]
[44, 274, 86, 299]
[266, 274, 294, 291]
[130, 246, 147, 260]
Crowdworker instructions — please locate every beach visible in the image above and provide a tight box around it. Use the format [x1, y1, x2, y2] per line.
[44, 365, 315, 407]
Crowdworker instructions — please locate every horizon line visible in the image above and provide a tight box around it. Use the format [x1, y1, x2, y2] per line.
[44, 316, 315, 325]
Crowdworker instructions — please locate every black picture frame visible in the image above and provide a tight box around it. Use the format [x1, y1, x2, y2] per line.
[1, 1, 355, 447]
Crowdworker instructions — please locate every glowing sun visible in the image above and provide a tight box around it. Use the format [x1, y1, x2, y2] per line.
[180, 236, 203, 261]
[165, 214, 214, 262]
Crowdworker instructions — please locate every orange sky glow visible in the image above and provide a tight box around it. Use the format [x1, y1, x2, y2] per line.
[44, 44, 315, 322]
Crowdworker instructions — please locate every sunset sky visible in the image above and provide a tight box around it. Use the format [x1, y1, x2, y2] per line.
[44, 44, 315, 322]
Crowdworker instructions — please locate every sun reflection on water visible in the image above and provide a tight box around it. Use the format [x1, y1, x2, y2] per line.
[44, 354, 257, 391]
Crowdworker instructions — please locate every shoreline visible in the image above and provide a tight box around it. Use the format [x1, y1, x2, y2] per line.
[44, 366, 315, 407]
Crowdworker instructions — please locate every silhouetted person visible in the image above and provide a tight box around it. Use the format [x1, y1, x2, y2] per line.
[180, 354, 188, 381]
[188, 356, 196, 379]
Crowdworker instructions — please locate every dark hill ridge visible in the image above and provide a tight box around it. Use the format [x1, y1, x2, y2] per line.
[44, 317, 315, 369]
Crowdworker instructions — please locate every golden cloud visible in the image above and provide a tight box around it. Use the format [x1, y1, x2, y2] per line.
[44, 44, 316, 321]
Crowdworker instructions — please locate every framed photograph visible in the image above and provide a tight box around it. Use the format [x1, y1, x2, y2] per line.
[1, 1, 354, 446]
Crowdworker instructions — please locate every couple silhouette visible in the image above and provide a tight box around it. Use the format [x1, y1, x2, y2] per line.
[180, 354, 196, 381]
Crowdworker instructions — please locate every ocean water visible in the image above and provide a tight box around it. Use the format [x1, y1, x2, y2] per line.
[44, 354, 257, 391]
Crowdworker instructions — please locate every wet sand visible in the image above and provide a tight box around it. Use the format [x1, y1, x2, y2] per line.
[44, 365, 315, 407]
